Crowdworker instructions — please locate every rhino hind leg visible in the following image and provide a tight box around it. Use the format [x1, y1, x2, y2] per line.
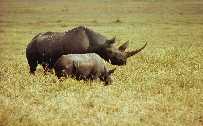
[27, 58, 38, 74]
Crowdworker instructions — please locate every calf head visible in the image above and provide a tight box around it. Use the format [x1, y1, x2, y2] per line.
[96, 37, 147, 65]
[101, 67, 116, 85]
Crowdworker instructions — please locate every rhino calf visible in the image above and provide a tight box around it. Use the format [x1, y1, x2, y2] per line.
[54, 53, 116, 85]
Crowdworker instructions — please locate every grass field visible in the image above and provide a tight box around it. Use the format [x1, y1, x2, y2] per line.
[0, 0, 203, 125]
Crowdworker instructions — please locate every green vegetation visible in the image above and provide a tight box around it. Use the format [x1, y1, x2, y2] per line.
[0, 0, 202, 125]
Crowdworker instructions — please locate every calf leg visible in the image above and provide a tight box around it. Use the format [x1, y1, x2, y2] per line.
[89, 73, 98, 80]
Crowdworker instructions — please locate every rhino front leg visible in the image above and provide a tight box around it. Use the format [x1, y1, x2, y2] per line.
[42, 62, 54, 75]
[42, 63, 49, 75]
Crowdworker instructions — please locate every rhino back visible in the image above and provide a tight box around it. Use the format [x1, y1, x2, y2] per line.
[30, 28, 90, 64]
[67, 53, 106, 74]
[62, 28, 90, 54]
[65, 53, 104, 64]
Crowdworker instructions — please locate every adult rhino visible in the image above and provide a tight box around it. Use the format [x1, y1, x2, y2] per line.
[26, 26, 147, 74]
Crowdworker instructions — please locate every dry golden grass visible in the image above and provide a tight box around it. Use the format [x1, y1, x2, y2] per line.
[0, 0, 203, 126]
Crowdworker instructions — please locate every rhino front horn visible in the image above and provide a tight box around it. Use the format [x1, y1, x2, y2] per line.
[126, 42, 147, 58]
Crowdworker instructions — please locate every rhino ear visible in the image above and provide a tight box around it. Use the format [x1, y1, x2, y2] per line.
[108, 67, 116, 75]
[118, 41, 129, 52]
[106, 37, 116, 45]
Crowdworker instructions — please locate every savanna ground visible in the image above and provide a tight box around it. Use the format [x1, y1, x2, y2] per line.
[0, 0, 203, 125]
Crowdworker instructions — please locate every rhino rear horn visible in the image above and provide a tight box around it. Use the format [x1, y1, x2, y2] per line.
[126, 42, 147, 58]
[118, 41, 129, 52]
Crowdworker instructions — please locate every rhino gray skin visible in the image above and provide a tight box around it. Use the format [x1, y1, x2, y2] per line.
[26, 26, 147, 74]
[54, 53, 116, 85]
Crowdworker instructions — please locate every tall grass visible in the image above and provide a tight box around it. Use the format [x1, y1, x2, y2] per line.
[0, 0, 202, 126]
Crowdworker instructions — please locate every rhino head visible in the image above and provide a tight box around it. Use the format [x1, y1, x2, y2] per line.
[96, 37, 147, 65]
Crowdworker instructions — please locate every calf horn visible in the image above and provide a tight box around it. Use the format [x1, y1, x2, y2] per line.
[126, 42, 147, 58]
